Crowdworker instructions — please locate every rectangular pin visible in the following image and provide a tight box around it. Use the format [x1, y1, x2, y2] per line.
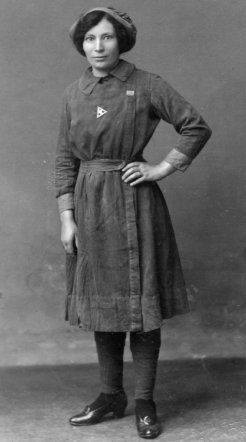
[126, 90, 135, 96]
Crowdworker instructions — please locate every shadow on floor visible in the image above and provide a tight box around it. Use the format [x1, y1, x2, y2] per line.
[0, 358, 245, 441]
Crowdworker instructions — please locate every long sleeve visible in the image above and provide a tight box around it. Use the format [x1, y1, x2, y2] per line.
[150, 75, 212, 171]
[55, 90, 80, 212]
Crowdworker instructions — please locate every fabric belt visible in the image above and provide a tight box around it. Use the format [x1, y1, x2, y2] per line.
[79, 159, 126, 172]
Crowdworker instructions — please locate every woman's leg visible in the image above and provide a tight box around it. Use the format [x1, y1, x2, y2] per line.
[130, 328, 161, 400]
[69, 331, 127, 425]
[94, 331, 126, 394]
[130, 328, 161, 438]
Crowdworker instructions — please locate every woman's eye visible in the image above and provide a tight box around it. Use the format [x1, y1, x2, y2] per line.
[84, 34, 114, 42]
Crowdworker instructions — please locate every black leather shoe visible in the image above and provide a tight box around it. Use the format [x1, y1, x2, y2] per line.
[135, 399, 161, 439]
[136, 414, 161, 439]
[69, 391, 127, 426]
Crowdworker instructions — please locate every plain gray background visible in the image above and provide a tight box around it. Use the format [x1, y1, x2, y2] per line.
[0, 0, 245, 366]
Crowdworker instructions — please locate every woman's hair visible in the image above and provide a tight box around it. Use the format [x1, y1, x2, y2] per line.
[72, 11, 133, 55]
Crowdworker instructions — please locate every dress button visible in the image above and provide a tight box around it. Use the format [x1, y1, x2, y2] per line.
[99, 75, 111, 83]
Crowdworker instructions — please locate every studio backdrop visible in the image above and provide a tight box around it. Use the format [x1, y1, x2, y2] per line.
[0, 0, 245, 365]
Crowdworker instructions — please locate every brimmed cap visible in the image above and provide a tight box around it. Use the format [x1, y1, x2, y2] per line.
[69, 6, 137, 55]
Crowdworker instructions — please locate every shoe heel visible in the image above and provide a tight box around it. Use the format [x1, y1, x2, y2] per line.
[113, 399, 127, 419]
[113, 407, 125, 419]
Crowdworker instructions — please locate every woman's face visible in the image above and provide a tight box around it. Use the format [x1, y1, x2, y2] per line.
[83, 17, 119, 77]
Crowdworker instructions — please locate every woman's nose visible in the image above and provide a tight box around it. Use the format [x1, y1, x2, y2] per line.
[95, 38, 104, 52]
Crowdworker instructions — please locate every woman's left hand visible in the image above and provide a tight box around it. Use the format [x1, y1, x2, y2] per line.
[121, 161, 176, 186]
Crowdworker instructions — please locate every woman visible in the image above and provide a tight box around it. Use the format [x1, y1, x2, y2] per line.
[55, 6, 212, 439]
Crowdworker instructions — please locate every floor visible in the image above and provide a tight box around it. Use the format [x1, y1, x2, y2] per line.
[1, 358, 246, 441]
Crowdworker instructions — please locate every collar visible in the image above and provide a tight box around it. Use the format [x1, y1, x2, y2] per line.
[79, 59, 135, 95]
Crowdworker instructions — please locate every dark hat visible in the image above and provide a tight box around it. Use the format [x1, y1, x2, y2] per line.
[69, 6, 137, 55]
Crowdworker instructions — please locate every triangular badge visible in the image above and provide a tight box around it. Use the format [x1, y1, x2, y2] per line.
[97, 106, 108, 118]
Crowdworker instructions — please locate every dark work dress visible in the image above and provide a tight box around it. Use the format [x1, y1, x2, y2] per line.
[55, 59, 212, 332]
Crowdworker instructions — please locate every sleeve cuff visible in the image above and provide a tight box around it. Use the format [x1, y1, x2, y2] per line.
[164, 148, 192, 172]
[57, 193, 74, 214]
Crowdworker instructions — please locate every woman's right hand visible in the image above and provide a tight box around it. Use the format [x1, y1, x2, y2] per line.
[60, 210, 78, 254]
